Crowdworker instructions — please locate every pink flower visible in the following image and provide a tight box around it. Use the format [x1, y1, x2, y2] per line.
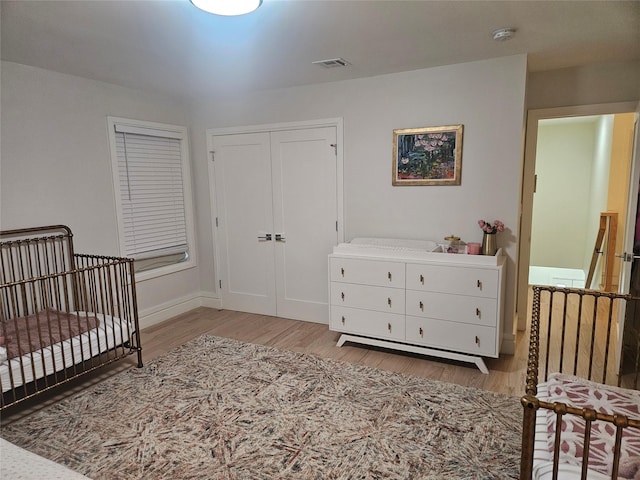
[478, 219, 506, 234]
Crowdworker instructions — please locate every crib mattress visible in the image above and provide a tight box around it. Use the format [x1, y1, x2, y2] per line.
[533, 373, 640, 480]
[1, 313, 132, 393]
[0, 438, 91, 479]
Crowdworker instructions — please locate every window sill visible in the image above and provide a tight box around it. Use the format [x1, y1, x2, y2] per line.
[133, 258, 197, 283]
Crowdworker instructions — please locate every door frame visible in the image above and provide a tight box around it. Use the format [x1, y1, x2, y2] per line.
[615, 101, 640, 372]
[206, 117, 345, 298]
[517, 102, 638, 331]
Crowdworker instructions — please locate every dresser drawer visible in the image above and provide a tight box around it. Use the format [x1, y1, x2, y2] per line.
[406, 316, 497, 357]
[406, 263, 498, 298]
[405, 291, 497, 327]
[330, 282, 405, 314]
[330, 256, 405, 288]
[330, 306, 405, 341]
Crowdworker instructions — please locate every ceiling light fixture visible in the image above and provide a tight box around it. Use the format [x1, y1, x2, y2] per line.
[190, 0, 262, 16]
[492, 28, 516, 42]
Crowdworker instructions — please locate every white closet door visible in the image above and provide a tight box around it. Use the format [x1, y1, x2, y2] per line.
[212, 132, 276, 315]
[271, 127, 338, 323]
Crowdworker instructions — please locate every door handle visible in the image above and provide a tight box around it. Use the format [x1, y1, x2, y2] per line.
[275, 234, 286, 242]
[257, 233, 272, 241]
[616, 252, 640, 262]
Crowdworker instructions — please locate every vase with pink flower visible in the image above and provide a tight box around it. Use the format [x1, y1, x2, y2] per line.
[478, 219, 505, 256]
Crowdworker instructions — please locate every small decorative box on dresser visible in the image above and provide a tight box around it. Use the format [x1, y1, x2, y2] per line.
[328, 238, 506, 373]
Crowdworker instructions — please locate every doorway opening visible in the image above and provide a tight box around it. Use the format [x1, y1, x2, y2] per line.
[517, 102, 639, 332]
[529, 113, 636, 292]
[517, 102, 639, 376]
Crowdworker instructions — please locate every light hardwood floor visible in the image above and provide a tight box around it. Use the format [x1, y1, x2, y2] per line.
[140, 307, 530, 396]
[1, 307, 529, 424]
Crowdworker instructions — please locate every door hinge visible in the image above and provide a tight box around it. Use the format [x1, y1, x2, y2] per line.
[336, 221, 338, 232]
[534, 174, 537, 193]
[219, 280, 222, 289]
[330, 143, 337, 156]
[215, 217, 219, 227]
[210, 151, 215, 161]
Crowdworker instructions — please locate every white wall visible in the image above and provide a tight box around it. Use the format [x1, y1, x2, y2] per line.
[532, 119, 597, 268]
[0, 62, 201, 321]
[529, 116, 614, 287]
[190, 55, 528, 351]
[584, 115, 614, 287]
[527, 60, 640, 110]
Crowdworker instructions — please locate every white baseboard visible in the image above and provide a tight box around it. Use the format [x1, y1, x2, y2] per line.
[138, 292, 221, 330]
[501, 332, 516, 355]
[199, 294, 222, 310]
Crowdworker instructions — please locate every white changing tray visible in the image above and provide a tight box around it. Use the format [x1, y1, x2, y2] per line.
[334, 237, 504, 266]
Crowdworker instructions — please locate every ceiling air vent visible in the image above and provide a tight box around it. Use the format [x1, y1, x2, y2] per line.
[312, 58, 350, 68]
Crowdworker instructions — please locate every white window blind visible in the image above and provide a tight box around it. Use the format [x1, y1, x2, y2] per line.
[114, 127, 188, 260]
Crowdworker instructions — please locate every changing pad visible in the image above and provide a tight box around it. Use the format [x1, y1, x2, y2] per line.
[349, 237, 440, 252]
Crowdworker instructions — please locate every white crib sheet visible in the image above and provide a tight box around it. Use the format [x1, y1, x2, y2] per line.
[532, 373, 638, 480]
[1, 313, 132, 393]
[0, 438, 91, 479]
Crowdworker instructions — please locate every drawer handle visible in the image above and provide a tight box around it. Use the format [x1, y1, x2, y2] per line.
[388, 322, 392, 333]
[387, 297, 392, 307]
[420, 274, 424, 284]
[419, 327, 424, 338]
[341, 267, 345, 277]
[341, 315, 345, 325]
[477, 279, 482, 290]
[341, 292, 345, 301]
[475, 336, 480, 345]
[388, 271, 392, 281]
[476, 308, 481, 318]
[419, 301, 424, 311]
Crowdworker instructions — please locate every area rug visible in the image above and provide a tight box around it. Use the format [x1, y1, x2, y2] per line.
[1, 335, 522, 479]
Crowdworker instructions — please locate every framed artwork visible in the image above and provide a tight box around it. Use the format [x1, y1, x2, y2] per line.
[392, 124, 463, 186]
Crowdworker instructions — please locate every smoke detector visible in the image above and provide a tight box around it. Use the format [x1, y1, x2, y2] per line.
[492, 28, 516, 42]
[312, 58, 351, 68]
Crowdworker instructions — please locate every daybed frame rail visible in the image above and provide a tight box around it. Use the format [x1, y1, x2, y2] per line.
[520, 285, 640, 480]
[1, 225, 142, 411]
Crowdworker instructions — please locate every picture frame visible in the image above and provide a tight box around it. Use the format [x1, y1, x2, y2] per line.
[392, 124, 463, 186]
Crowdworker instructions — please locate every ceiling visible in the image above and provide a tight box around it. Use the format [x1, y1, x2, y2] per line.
[2, 0, 639, 100]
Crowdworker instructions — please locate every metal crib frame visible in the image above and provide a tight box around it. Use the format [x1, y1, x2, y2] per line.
[520, 285, 640, 480]
[1, 225, 143, 410]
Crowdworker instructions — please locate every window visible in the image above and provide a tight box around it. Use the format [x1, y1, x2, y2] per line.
[107, 117, 196, 279]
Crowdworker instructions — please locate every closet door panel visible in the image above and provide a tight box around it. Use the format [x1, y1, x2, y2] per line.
[212, 132, 277, 315]
[271, 127, 338, 323]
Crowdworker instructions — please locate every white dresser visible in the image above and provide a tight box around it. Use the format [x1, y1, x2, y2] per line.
[328, 239, 506, 373]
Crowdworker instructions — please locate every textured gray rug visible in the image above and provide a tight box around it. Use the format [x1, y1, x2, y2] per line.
[1, 335, 521, 479]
